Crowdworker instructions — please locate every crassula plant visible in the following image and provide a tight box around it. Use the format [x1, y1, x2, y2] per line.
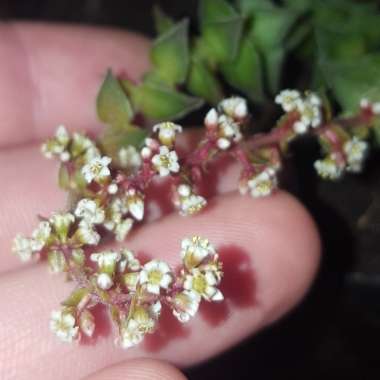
[11, 0, 380, 349]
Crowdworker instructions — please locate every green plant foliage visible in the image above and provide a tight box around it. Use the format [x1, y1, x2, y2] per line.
[153, 5, 174, 34]
[320, 55, 380, 112]
[99, 125, 148, 162]
[123, 79, 204, 120]
[244, 2, 300, 94]
[150, 19, 190, 86]
[312, 0, 380, 112]
[97, 70, 134, 128]
[187, 58, 224, 105]
[220, 35, 265, 102]
[199, 0, 244, 63]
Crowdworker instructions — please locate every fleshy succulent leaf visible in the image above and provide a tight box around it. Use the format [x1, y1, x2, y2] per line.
[97, 70, 134, 128]
[150, 19, 190, 86]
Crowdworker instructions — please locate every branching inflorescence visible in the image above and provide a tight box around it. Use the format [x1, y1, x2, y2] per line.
[12, 87, 377, 349]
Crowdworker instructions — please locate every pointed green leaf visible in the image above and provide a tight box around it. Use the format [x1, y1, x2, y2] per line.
[319, 54, 380, 112]
[153, 5, 175, 34]
[187, 59, 224, 105]
[238, 0, 275, 15]
[150, 19, 190, 86]
[221, 35, 265, 102]
[199, 0, 244, 63]
[97, 70, 134, 128]
[123, 79, 204, 121]
[99, 125, 148, 162]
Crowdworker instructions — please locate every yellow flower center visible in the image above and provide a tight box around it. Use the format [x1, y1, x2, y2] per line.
[148, 270, 163, 285]
[192, 274, 207, 294]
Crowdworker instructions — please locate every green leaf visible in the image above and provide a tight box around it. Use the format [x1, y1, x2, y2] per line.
[97, 70, 134, 128]
[221, 35, 265, 102]
[199, 0, 244, 63]
[187, 59, 224, 105]
[319, 54, 380, 112]
[153, 5, 175, 34]
[62, 288, 90, 307]
[123, 79, 204, 121]
[150, 19, 190, 86]
[99, 125, 148, 162]
[244, 5, 299, 93]
[238, 0, 275, 15]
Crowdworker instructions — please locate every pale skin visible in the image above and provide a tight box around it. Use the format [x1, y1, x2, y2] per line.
[0, 23, 321, 380]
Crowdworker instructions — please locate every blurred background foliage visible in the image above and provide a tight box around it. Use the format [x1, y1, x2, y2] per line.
[1, 0, 380, 378]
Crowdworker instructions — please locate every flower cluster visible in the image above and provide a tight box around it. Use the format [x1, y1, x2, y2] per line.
[13, 88, 378, 350]
[204, 96, 247, 150]
[275, 89, 322, 134]
[48, 237, 223, 348]
[314, 136, 369, 180]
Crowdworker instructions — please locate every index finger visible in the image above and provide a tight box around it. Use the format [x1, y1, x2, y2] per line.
[0, 22, 150, 148]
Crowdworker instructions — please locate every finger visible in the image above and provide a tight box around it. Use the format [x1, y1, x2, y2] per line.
[0, 192, 320, 380]
[0, 22, 150, 147]
[0, 131, 239, 273]
[82, 359, 187, 380]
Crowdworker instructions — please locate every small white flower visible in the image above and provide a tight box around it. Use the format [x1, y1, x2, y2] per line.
[181, 236, 216, 270]
[219, 96, 248, 119]
[153, 122, 183, 146]
[31, 221, 52, 251]
[184, 268, 223, 302]
[360, 98, 370, 109]
[49, 213, 75, 242]
[131, 303, 160, 333]
[275, 89, 301, 112]
[107, 183, 118, 195]
[41, 125, 70, 160]
[50, 309, 79, 343]
[293, 120, 308, 134]
[118, 146, 142, 170]
[120, 319, 144, 349]
[151, 146, 180, 177]
[118, 249, 141, 272]
[141, 146, 152, 159]
[55, 125, 70, 145]
[96, 272, 114, 290]
[178, 194, 207, 216]
[76, 222, 100, 245]
[81, 156, 112, 183]
[205, 108, 218, 126]
[75, 199, 105, 225]
[115, 218, 134, 242]
[172, 290, 200, 323]
[71, 132, 96, 158]
[247, 167, 278, 198]
[296, 95, 322, 128]
[373, 102, 380, 115]
[218, 115, 242, 142]
[314, 154, 344, 180]
[139, 260, 172, 294]
[216, 137, 231, 150]
[91, 250, 120, 272]
[126, 189, 144, 221]
[177, 184, 191, 197]
[343, 137, 368, 173]
[12, 235, 34, 262]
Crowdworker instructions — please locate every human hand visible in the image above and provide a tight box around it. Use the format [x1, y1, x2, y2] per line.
[0, 23, 320, 380]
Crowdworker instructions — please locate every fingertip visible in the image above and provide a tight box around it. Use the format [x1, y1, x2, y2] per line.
[82, 358, 187, 380]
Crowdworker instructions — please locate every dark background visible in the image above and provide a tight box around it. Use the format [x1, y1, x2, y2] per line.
[1, 1, 380, 379]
